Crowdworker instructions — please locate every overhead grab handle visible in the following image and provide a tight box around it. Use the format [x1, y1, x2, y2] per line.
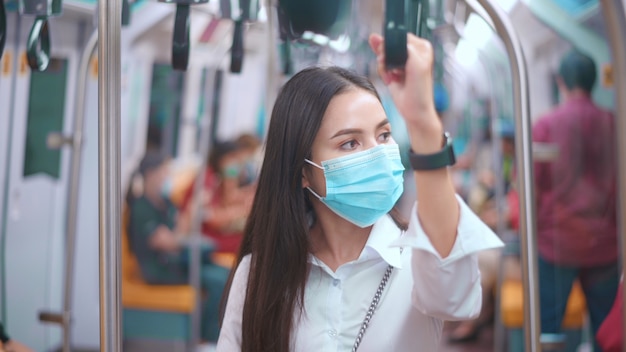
[121, 0, 131, 26]
[19, 0, 62, 71]
[172, 3, 190, 71]
[160, 0, 208, 71]
[230, 18, 244, 73]
[384, 0, 407, 69]
[26, 17, 51, 71]
[1, 0, 6, 60]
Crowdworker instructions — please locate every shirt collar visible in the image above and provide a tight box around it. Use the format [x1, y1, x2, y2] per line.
[362, 214, 404, 268]
[308, 214, 404, 270]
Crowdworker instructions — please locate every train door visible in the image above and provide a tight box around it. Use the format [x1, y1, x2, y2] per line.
[2, 16, 82, 351]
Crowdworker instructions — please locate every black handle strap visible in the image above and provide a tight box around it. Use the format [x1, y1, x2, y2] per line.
[384, 0, 407, 70]
[0, 0, 6, 60]
[122, 0, 131, 26]
[27, 16, 51, 71]
[230, 18, 244, 73]
[172, 3, 190, 71]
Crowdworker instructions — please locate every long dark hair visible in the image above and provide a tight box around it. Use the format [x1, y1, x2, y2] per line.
[224, 66, 406, 351]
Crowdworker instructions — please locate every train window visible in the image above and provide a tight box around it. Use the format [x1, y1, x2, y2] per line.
[146, 63, 184, 156]
[23, 57, 68, 178]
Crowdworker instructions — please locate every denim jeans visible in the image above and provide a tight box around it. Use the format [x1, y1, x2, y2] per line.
[538, 256, 619, 351]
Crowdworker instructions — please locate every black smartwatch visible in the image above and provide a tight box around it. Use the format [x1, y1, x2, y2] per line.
[409, 132, 456, 170]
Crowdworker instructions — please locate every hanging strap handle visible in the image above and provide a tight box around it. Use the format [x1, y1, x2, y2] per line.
[230, 18, 244, 73]
[0, 0, 6, 60]
[27, 16, 51, 71]
[384, 0, 407, 70]
[172, 3, 190, 71]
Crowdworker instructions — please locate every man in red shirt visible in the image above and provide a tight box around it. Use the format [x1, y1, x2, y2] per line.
[533, 49, 619, 350]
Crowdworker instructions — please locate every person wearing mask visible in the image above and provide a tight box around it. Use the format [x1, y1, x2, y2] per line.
[216, 33, 502, 351]
[127, 152, 229, 349]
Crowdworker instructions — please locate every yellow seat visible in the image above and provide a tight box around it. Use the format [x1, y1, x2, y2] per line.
[121, 209, 196, 313]
[501, 280, 586, 329]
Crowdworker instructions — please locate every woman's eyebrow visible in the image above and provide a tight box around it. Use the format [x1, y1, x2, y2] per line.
[330, 119, 390, 139]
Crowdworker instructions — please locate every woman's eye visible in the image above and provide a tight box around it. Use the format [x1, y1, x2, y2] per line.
[378, 132, 392, 143]
[340, 139, 359, 150]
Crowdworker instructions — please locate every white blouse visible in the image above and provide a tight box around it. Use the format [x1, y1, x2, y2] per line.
[217, 196, 503, 351]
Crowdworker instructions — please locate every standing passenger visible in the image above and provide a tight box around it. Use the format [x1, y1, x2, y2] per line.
[533, 49, 619, 350]
[217, 33, 502, 351]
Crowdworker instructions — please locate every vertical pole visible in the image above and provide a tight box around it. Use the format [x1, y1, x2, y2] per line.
[465, 0, 540, 350]
[98, 0, 122, 347]
[598, 2, 626, 352]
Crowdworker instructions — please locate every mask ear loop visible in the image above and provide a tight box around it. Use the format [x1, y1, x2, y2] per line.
[304, 159, 324, 200]
[306, 187, 323, 201]
[304, 159, 324, 170]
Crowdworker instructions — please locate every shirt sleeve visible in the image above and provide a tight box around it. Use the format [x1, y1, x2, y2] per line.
[216, 255, 251, 351]
[390, 195, 504, 321]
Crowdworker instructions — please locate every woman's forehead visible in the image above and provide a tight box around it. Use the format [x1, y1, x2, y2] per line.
[318, 90, 387, 134]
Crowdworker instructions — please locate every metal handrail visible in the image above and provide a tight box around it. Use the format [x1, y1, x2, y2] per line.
[98, 0, 122, 347]
[39, 29, 98, 352]
[63, 29, 97, 352]
[598, 2, 626, 352]
[462, 0, 540, 350]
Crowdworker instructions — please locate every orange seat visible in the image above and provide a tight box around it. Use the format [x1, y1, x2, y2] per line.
[121, 209, 196, 313]
[501, 280, 586, 329]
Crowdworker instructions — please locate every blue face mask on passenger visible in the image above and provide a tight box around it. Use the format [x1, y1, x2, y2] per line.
[161, 178, 174, 199]
[305, 144, 405, 228]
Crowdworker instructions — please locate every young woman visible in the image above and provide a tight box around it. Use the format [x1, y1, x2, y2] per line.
[217, 33, 502, 351]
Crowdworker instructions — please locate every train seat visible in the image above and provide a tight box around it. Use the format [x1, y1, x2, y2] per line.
[121, 208, 196, 344]
[501, 279, 587, 352]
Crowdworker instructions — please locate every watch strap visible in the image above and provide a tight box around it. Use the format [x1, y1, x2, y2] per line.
[409, 132, 456, 170]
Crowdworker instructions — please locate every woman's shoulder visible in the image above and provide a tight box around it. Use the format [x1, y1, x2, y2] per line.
[233, 254, 252, 278]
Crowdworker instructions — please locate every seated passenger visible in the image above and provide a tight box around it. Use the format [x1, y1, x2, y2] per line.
[182, 141, 255, 254]
[127, 151, 229, 346]
[448, 125, 518, 344]
[236, 133, 263, 187]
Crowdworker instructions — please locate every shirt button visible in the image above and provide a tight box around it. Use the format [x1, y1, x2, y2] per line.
[332, 279, 340, 287]
[328, 329, 337, 337]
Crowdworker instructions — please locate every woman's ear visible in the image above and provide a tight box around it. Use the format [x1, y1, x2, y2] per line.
[302, 166, 310, 188]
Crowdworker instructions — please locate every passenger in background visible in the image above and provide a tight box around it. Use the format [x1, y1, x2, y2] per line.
[127, 151, 229, 349]
[533, 49, 619, 350]
[0, 322, 32, 352]
[448, 122, 518, 344]
[236, 133, 263, 188]
[182, 140, 255, 255]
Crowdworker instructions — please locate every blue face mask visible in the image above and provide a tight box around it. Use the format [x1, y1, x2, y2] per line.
[161, 178, 174, 199]
[305, 144, 405, 228]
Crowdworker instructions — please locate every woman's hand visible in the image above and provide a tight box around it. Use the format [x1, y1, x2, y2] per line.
[2, 339, 34, 352]
[368, 33, 442, 154]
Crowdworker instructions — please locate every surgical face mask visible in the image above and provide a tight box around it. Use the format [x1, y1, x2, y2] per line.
[305, 144, 405, 228]
[161, 178, 174, 199]
[222, 163, 241, 179]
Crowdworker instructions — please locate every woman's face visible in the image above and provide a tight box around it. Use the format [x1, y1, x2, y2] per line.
[146, 162, 170, 194]
[303, 89, 395, 197]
